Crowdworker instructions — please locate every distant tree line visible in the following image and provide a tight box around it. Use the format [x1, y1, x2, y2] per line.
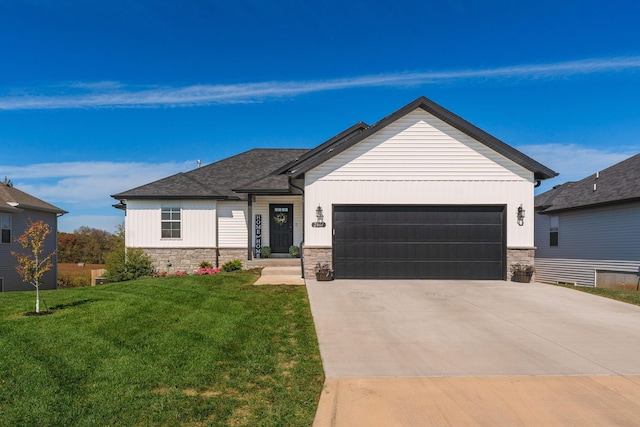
[57, 226, 117, 264]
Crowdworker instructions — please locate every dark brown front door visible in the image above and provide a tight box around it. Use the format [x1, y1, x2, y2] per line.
[269, 204, 293, 253]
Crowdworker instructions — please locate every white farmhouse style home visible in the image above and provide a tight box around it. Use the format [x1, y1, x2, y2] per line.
[112, 97, 557, 279]
[535, 153, 640, 287]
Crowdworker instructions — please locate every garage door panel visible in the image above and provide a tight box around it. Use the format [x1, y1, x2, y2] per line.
[333, 206, 505, 280]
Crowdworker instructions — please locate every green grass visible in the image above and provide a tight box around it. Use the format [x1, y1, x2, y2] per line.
[0, 272, 324, 426]
[550, 282, 640, 306]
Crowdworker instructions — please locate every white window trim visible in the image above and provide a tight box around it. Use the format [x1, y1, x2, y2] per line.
[161, 205, 182, 239]
[1, 213, 11, 244]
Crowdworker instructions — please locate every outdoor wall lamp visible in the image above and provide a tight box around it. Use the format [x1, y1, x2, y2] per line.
[517, 204, 525, 226]
[312, 205, 326, 227]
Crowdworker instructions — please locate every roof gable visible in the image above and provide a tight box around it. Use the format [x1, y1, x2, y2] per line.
[281, 96, 557, 181]
[305, 108, 534, 182]
[0, 184, 67, 214]
[535, 153, 640, 213]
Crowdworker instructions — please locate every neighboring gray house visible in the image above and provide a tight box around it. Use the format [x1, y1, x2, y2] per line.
[0, 182, 67, 292]
[113, 96, 556, 280]
[535, 153, 640, 287]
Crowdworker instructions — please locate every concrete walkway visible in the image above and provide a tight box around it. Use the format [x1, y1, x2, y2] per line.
[253, 265, 304, 285]
[307, 279, 640, 426]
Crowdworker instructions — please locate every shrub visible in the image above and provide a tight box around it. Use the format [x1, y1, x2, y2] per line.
[260, 246, 271, 258]
[153, 270, 187, 277]
[195, 267, 222, 275]
[58, 272, 91, 288]
[289, 245, 300, 258]
[199, 260, 214, 269]
[105, 247, 155, 282]
[222, 259, 243, 272]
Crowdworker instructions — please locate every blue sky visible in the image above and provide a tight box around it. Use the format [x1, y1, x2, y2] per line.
[2, 1, 640, 233]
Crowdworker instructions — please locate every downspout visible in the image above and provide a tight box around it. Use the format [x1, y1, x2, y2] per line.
[288, 175, 305, 278]
[215, 201, 219, 268]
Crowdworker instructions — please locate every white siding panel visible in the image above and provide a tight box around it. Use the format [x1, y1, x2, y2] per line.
[307, 109, 532, 183]
[304, 180, 534, 247]
[253, 196, 303, 247]
[218, 201, 247, 248]
[126, 200, 217, 247]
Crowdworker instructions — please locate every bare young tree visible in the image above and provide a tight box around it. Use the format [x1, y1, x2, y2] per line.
[12, 220, 55, 313]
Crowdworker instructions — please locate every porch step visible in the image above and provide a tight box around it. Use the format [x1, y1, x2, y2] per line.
[246, 258, 301, 268]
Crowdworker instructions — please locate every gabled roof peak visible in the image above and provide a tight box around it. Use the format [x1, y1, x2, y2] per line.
[280, 96, 557, 181]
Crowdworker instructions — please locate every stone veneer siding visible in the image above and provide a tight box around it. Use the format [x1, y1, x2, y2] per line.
[140, 247, 247, 273]
[302, 246, 534, 281]
[506, 247, 535, 281]
[303, 247, 332, 278]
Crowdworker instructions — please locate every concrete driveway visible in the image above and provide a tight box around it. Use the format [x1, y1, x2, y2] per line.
[307, 280, 640, 426]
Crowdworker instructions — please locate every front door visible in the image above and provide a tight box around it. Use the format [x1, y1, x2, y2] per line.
[269, 204, 293, 253]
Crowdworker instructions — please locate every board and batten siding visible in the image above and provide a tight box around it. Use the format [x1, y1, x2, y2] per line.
[252, 196, 303, 248]
[535, 202, 640, 287]
[125, 200, 217, 247]
[304, 108, 535, 247]
[217, 201, 247, 248]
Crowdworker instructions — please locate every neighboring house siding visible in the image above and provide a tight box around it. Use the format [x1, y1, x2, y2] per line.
[253, 196, 303, 249]
[218, 201, 247, 248]
[125, 200, 217, 248]
[305, 109, 535, 248]
[535, 202, 640, 286]
[0, 209, 58, 292]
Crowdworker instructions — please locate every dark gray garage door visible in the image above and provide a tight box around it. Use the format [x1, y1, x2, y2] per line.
[333, 205, 505, 280]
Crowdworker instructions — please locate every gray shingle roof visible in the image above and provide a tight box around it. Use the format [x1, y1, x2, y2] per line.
[111, 148, 309, 200]
[280, 96, 558, 181]
[0, 184, 67, 214]
[535, 153, 640, 213]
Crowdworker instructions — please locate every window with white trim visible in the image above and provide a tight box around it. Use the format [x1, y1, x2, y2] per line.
[549, 216, 559, 247]
[1, 213, 11, 244]
[161, 206, 181, 238]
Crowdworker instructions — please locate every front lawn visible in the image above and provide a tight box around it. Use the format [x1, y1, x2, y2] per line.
[0, 272, 324, 426]
[551, 282, 640, 306]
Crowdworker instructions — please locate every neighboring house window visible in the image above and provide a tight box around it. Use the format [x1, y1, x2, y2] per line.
[161, 206, 181, 238]
[1, 213, 10, 244]
[549, 216, 559, 247]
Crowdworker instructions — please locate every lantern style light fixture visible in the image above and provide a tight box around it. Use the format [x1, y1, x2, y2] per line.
[312, 205, 326, 227]
[517, 204, 525, 226]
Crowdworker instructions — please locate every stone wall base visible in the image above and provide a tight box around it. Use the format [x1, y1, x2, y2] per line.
[139, 247, 248, 273]
[303, 247, 333, 278]
[217, 248, 248, 268]
[506, 247, 536, 281]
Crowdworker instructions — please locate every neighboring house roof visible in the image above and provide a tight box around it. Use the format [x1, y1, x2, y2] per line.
[279, 96, 558, 181]
[0, 183, 67, 214]
[535, 153, 640, 213]
[112, 148, 309, 201]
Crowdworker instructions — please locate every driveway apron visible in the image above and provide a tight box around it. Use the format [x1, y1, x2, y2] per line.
[307, 279, 640, 426]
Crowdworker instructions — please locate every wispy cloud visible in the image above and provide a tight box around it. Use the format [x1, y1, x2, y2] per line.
[1, 55, 640, 110]
[1, 160, 198, 232]
[2, 160, 195, 204]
